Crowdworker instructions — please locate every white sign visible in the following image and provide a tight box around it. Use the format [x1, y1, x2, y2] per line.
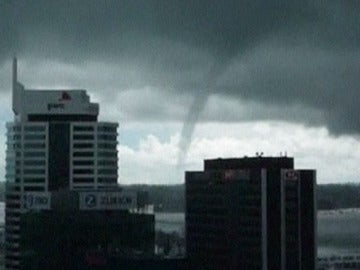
[21, 90, 98, 116]
[79, 191, 136, 210]
[23, 192, 51, 210]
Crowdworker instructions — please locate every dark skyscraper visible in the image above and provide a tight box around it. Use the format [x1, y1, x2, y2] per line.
[186, 156, 316, 270]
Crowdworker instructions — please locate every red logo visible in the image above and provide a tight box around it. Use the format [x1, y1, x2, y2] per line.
[224, 170, 235, 180]
[59, 91, 71, 101]
[285, 170, 299, 181]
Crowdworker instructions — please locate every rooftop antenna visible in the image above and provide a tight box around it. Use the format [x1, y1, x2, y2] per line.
[12, 56, 24, 115]
[12, 56, 17, 89]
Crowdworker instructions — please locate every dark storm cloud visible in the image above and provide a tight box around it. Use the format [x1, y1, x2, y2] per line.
[1, 0, 360, 136]
[0, 1, 310, 60]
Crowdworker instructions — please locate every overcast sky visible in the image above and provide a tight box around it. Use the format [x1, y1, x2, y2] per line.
[1, 0, 360, 184]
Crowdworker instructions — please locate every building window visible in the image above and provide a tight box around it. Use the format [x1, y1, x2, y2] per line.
[24, 134, 45, 140]
[73, 152, 94, 157]
[73, 134, 94, 140]
[98, 143, 116, 149]
[98, 152, 117, 158]
[12, 135, 21, 140]
[98, 177, 117, 183]
[24, 186, 45, 192]
[97, 134, 116, 141]
[10, 143, 21, 149]
[24, 152, 45, 158]
[73, 169, 94, 174]
[23, 169, 45, 175]
[97, 160, 117, 166]
[98, 169, 117, 175]
[24, 126, 45, 132]
[24, 160, 45, 166]
[23, 177, 45, 183]
[73, 178, 94, 183]
[73, 143, 93, 149]
[73, 126, 94, 131]
[98, 126, 116, 132]
[24, 143, 45, 149]
[73, 160, 94, 166]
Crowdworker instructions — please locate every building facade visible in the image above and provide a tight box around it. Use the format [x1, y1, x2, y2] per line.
[5, 59, 153, 269]
[186, 157, 316, 270]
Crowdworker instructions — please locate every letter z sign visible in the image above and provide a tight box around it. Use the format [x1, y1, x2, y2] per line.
[85, 194, 97, 208]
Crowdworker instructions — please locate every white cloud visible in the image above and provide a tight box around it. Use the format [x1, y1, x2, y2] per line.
[118, 134, 180, 184]
[117, 122, 360, 184]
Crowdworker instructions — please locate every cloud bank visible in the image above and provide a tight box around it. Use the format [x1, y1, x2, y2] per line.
[1, 1, 359, 135]
[117, 122, 360, 184]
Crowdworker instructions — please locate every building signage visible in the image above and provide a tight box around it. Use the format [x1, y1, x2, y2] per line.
[223, 169, 249, 181]
[79, 191, 136, 210]
[59, 91, 71, 101]
[284, 169, 299, 181]
[22, 192, 51, 210]
[47, 92, 72, 111]
[47, 103, 65, 111]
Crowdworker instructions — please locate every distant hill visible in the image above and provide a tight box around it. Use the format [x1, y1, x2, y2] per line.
[317, 183, 360, 210]
[1, 182, 360, 211]
[125, 183, 360, 212]
[127, 183, 360, 212]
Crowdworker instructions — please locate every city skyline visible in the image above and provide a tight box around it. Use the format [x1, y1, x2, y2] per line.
[1, 1, 360, 184]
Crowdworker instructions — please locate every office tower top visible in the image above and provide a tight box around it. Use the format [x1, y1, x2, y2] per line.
[12, 57, 99, 122]
[6, 58, 117, 192]
[186, 156, 316, 270]
[5, 59, 125, 269]
[204, 156, 294, 170]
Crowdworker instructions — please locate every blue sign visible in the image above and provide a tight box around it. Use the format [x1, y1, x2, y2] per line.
[23, 193, 51, 210]
[80, 192, 136, 210]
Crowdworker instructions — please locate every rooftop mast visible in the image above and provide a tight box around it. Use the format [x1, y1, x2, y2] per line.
[12, 57, 17, 89]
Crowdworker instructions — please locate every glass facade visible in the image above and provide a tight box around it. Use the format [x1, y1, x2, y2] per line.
[71, 123, 118, 189]
[5, 121, 118, 269]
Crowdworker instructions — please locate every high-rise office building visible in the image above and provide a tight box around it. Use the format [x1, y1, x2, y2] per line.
[186, 157, 316, 270]
[5, 59, 154, 269]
